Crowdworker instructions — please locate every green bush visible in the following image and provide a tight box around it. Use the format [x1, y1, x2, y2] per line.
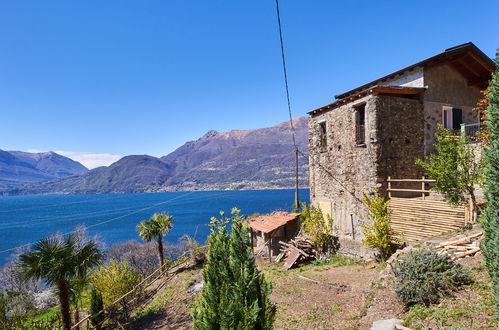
[90, 260, 142, 306]
[191, 208, 276, 329]
[89, 288, 104, 328]
[300, 203, 336, 255]
[361, 190, 399, 260]
[482, 54, 499, 317]
[393, 249, 472, 306]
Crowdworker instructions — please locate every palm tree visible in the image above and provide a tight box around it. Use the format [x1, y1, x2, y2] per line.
[19, 234, 103, 330]
[137, 212, 173, 270]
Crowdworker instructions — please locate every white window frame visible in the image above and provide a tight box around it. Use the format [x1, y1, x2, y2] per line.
[442, 106, 453, 129]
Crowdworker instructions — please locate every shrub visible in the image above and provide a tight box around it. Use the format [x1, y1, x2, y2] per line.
[416, 125, 483, 217]
[392, 249, 472, 306]
[90, 260, 142, 306]
[300, 203, 336, 255]
[361, 190, 399, 260]
[482, 54, 499, 317]
[89, 288, 104, 328]
[191, 208, 276, 329]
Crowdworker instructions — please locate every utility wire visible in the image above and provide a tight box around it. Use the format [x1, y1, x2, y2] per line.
[275, 0, 297, 151]
[0, 191, 196, 254]
[275, 0, 301, 207]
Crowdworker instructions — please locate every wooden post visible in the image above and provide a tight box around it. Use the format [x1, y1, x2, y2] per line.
[387, 176, 392, 199]
[422, 176, 425, 200]
[250, 227, 254, 254]
[86, 318, 90, 330]
[268, 234, 272, 262]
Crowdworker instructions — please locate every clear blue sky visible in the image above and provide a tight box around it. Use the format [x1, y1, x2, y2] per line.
[1, 1, 498, 167]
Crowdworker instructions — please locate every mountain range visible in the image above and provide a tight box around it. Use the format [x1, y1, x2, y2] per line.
[0, 150, 88, 193]
[2, 117, 309, 195]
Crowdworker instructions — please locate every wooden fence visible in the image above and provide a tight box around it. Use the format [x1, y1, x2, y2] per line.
[71, 250, 193, 329]
[387, 177, 470, 242]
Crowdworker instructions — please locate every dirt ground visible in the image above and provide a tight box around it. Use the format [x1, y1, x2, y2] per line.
[128, 253, 496, 330]
[264, 260, 404, 330]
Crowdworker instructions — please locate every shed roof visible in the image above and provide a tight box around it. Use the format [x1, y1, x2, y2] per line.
[247, 211, 300, 234]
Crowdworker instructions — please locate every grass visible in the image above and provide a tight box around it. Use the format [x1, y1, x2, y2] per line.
[24, 306, 60, 329]
[330, 304, 343, 312]
[134, 286, 175, 321]
[265, 254, 363, 277]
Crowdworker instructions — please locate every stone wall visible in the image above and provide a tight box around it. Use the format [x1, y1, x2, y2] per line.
[309, 94, 425, 256]
[375, 95, 425, 193]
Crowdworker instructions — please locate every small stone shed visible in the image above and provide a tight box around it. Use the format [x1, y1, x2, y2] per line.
[308, 42, 495, 256]
[247, 212, 300, 261]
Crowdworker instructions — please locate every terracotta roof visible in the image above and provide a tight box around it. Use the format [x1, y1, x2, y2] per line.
[247, 212, 300, 234]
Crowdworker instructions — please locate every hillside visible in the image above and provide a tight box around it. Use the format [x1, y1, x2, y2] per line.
[12, 118, 309, 195]
[0, 150, 87, 193]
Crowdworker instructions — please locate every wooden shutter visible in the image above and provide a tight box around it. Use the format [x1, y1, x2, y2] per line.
[452, 108, 462, 130]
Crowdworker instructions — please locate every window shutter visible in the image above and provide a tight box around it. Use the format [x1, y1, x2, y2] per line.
[452, 108, 462, 130]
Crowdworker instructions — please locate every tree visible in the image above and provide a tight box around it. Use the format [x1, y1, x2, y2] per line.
[361, 190, 399, 260]
[482, 57, 499, 317]
[137, 212, 173, 270]
[191, 208, 276, 329]
[416, 125, 483, 220]
[19, 234, 103, 330]
[89, 288, 104, 329]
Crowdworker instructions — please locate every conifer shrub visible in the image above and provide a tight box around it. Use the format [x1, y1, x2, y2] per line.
[392, 249, 472, 307]
[482, 56, 499, 317]
[89, 288, 104, 328]
[191, 208, 276, 329]
[361, 190, 399, 260]
[300, 203, 336, 255]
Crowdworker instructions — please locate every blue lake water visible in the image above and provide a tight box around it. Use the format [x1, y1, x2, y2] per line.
[0, 189, 309, 266]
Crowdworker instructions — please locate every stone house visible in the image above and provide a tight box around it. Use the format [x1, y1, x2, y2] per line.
[307, 42, 495, 256]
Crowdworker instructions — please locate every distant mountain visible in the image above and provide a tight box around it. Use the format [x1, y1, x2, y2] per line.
[160, 117, 309, 191]
[0, 150, 87, 193]
[11, 117, 309, 195]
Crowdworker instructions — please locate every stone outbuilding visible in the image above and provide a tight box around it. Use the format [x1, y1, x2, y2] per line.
[308, 42, 495, 256]
[247, 211, 300, 261]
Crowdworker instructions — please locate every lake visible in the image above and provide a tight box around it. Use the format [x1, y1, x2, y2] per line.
[0, 189, 309, 266]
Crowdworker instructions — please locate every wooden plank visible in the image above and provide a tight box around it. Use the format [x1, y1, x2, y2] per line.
[390, 213, 465, 223]
[390, 214, 465, 224]
[387, 179, 436, 183]
[388, 188, 433, 193]
[391, 210, 464, 218]
[282, 250, 300, 270]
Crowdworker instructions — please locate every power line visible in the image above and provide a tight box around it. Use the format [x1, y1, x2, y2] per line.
[0, 194, 123, 213]
[0, 191, 196, 254]
[275, 0, 300, 208]
[0, 190, 243, 255]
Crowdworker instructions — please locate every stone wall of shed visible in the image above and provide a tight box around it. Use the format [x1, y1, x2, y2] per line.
[423, 64, 481, 154]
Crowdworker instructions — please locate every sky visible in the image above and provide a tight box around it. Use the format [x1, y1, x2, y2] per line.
[1, 1, 498, 168]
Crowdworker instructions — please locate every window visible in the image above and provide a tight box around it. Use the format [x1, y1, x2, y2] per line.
[355, 104, 366, 145]
[442, 107, 462, 130]
[319, 121, 327, 152]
